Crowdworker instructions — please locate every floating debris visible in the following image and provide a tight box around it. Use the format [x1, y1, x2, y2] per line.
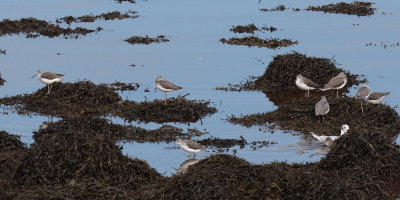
[125, 35, 169, 45]
[109, 81, 140, 92]
[116, 95, 217, 123]
[197, 136, 247, 149]
[0, 18, 99, 38]
[260, 5, 286, 12]
[306, 1, 375, 16]
[366, 41, 400, 49]
[220, 36, 297, 49]
[115, 0, 135, 3]
[56, 11, 138, 25]
[0, 49, 6, 55]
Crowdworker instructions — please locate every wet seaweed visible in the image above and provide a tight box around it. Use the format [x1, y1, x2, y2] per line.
[115, 0, 135, 3]
[228, 96, 400, 138]
[109, 81, 140, 92]
[0, 131, 26, 185]
[306, 1, 375, 16]
[125, 35, 169, 45]
[220, 36, 298, 49]
[0, 81, 121, 118]
[146, 153, 396, 199]
[116, 96, 217, 123]
[260, 5, 286, 12]
[0, 18, 99, 38]
[230, 24, 258, 34]
[56, 11, 138, 25]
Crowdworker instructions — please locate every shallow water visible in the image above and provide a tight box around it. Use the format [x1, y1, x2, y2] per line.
[0, 0, 399, 176]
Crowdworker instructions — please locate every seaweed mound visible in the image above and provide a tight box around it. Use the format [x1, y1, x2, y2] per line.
[0, 131, 26, 184]
[0, 81, 121, 118]
[229, 96, 400, 137]
[0, 18, 98, 38]
[147, 154, 393, 199]
[306, 1, 375, 16]
[253, 52, 360, 92]
[11, 119, 162, 190]
[220, 36, 297, 49]
[117, 96, 217, 123]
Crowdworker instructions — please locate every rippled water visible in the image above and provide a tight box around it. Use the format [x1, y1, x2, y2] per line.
[0, 0, 399, 175]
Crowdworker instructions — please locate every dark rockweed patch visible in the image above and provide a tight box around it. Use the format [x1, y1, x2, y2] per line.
[306, 1, 375, 16]
[0, 81, 121, 118]
[125, 35, 169, 45]
[142, 151, 399, 199]
[230, 24, 278, 34]
[0, 131, 27, 185]
[216, 52, 361, 93]
[115, 0, 135, 3]
[56, 11, 138, 25]
[0, 81, 216, 124]
[0, 18, 99, 38]
[220, 36, 297, 49]
[228, 96, 400, 138]
[117, 95, 217, 124]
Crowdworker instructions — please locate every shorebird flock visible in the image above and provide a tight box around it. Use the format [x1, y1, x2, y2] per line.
[295, 72, 390, 147]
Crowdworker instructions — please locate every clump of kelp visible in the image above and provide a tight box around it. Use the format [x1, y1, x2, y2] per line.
[229, 96, 400, 138]
[220, 36, 297, 49]
[217, 52, 361, 93]
[0, 118, 164, 200]
[140, 137, 399, 200]
[0, 81, 217, 124]
[56, 11, 138, 25]
[117, 95, 217, 123]
[230, 24, 278, 34]
[306, 1, 375, 16]
[0, 18, 99, 38]
[125, 35, 169, 45]
[0, 81, 121, 118]
[0, 131, 26, 185]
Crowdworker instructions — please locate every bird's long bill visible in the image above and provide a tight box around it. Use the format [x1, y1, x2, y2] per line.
[31, 74, 37, 78]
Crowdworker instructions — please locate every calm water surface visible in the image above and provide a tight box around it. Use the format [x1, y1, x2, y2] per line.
[0, 0, 399, 175]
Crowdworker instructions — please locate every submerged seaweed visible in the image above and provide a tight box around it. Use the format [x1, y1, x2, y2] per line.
[56, 11, 138, 25]
[125, 35, 169, 45]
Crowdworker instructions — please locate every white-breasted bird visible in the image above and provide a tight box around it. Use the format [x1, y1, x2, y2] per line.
[295, 74, 320, 98]
[176, 138, 207, 158]
[155, 76, 182, 103]
[311, 124, 350, 146]
[320, 72, 347, 98]
[32, 70, 64, 94]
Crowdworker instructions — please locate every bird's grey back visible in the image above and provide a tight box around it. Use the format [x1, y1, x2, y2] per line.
[356, 85, 370, 98]
[369, 92, 390, 100]
[322, 72, 347, 89]
[315, 96, 329, 115]
[185, 140, 206, 150]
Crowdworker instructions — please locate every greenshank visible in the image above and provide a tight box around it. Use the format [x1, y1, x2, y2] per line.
[32, 70, 64, 94]
[320, 72, 347, 98]
[355, 82, 370, 112]
[155, 76, 182, 103]
[295, 74, 320, 98]
[176, 138, 206, 158]
[368, 92, 390, 104]
[315, 96, 329, 123]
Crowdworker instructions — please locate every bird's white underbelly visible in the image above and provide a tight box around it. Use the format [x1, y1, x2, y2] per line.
[156, 83, 173, 92]
[334, 80, 347, 90]
[296, 79, 316, 90]
[181, 145, 202, 153]
[40, 77, 63, 85]
[369, 96, 385, 104]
